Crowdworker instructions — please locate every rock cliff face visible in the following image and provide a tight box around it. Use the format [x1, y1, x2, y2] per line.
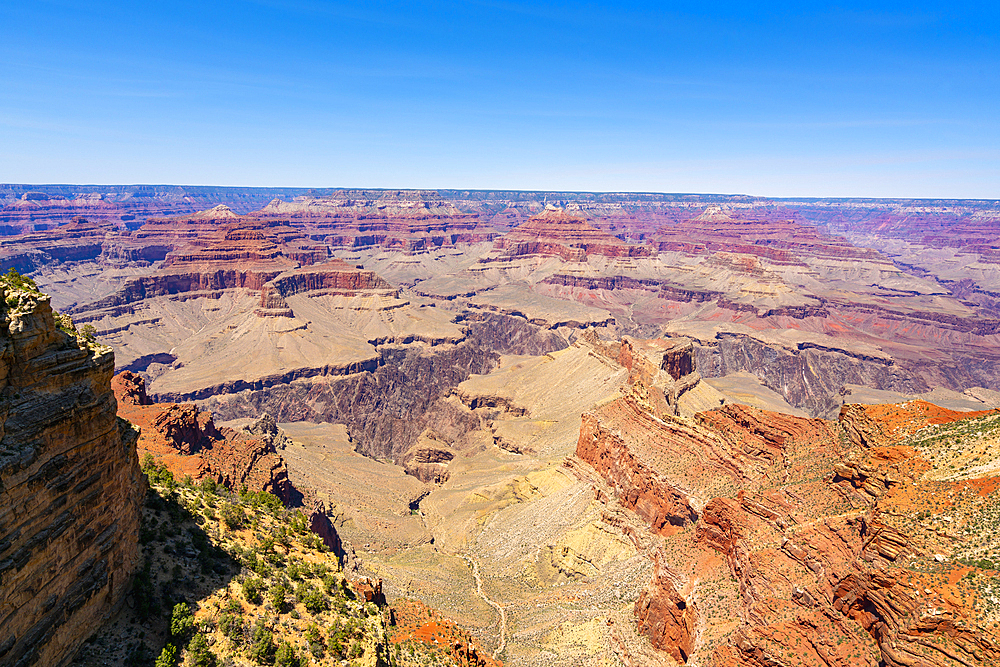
[254, 191, 496, 252]
[575, 341, 1000, 665]
[0, 285, 143, 667]
[693, 331, 926, 417]
[634, 561, 696, 663]
[114, 372, 351, 556]
[198, 311, 568, 462]
[114, 371, 295, 503]
[838, 400, 998, 448]
[0, 217, 110, 273]
[492, 207, 650, 260]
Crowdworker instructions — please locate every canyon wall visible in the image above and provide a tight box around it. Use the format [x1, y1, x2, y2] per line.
[196, 312, 568, 461]
[0, 286, 143, 666]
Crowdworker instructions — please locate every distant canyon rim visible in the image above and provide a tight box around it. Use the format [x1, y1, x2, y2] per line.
[2, 184, 1000, 667]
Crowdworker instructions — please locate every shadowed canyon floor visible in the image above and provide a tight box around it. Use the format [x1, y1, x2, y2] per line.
[3, 188, 1000, 666]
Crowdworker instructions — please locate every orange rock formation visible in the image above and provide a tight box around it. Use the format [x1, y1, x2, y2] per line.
[575, 336, 1000, 666]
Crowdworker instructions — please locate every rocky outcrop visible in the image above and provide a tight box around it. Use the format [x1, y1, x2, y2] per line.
[634, 561, 695, 663]
[0, 217, 110, 273]
[577, 406, 700, 535]
[196, 312, 568, 462]
[114, 374, 295, 503]
[697, 403, 839, 467]
[839, 400, 998, 448]
[255, 259, 398, 316]
[648, 205, 882, 262]
[253, 191, 495, 252]
[576, 333, 1000, 665]
[0, 285, 143, 667]
[401, 431, 455, 484]
[492, 207, 651, 260]
[693, 331, 926, 417]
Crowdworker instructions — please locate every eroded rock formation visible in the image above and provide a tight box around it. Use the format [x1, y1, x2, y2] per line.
[575, 335, 1000, 666]
[492, 207, 650, 261]
[114, 371, 295, 503]
[0, 285, 143, 667]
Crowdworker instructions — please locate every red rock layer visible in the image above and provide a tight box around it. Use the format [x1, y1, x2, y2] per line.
[840, 400, 1000, 448]
[387, 597, 502, 667]
[649, 206, 880, 263]
[493, 208, 651, 260]
[113, 371, 295, 502]
[256, 258, 397, 314]
[0, 216, 112, 272]
[576, 340, 1000, 665]
[0, 191, 203, 232]
[634, 560, 696, 662]
[253, 192, 497, 252]
[577, 399, 705, 535]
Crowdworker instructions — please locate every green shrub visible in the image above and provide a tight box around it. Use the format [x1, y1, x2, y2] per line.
[302, 586, 327, 614]
[187, 633, 216, 667]
[221, 503, 246, 530]
[248, 624, 276, 665]
[2, 268, 39, 293]
[242, 577, 263, 604]
[170, 602, 194, 638]
[200, 476, 218, 495]
[142, 454, 176, 490]
[240, 488, 284, 513]
[275, 641, 301, 667]
[154, 643, 177, 667]
[268, 583, 289, 612]
[219, 612, 245, 645]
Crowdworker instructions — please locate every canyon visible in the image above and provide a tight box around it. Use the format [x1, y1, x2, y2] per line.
[2, 186, 1000, 665]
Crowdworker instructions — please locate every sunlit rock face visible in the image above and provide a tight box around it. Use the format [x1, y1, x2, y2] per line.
[0, 287, 143, 667]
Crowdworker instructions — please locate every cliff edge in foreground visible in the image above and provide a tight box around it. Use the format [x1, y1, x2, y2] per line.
[0, 275, 143, 667]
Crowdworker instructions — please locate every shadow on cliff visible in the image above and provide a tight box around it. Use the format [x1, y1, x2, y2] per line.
[74, 464, 247, 667]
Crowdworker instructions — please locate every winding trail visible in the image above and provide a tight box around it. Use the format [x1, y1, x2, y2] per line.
[461, 554, 507, 659]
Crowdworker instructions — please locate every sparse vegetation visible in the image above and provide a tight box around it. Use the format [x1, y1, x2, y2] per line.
[72, 452, 464, 667]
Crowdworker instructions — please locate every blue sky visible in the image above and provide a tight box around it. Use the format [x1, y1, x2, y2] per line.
[1, 1, 997, 197]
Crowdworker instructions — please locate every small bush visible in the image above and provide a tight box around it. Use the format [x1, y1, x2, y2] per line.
[187, 632, 216, 667]
[200, 476, 218, 495]
[170, 602, 194, 638]
[142, 454, 176, 490]
[275, 641, 301, 667]
[221, 503, 246, 530]
[154, 643, 177, 667]
[242, 577, 263, 604]
[2, 268, 39, 293]
[248, 624, 276, 665]
[268, 583, 289, 612]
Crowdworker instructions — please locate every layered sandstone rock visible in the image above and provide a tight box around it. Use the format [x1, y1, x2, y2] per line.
[254, 191, 496, 252]
[113, 371, 295, 503]
[634, 561, 695, 663]
[839, 400, 998, 448]
[0, 286, 143, 666]
[576, 337, 1000, 665]
[492, 207, 651, 261]
[113, 372, 351, 554]
[0, 217, 111, 273]
[255, 258, 397, 317]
